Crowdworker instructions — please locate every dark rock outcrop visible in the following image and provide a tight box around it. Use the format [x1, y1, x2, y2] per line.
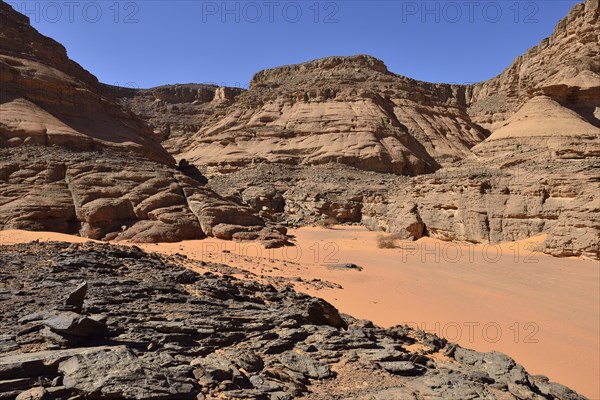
[0, 241, 585, 399]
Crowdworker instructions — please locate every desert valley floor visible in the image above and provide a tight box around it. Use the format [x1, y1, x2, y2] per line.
[1, 228, 598, 398]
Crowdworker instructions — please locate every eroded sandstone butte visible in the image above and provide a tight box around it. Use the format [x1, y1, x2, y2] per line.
[121, 56, 488, 175]
[0, 1, 284, 245]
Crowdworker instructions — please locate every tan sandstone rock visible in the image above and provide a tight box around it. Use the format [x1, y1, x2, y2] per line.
[0, 2, 282, 245]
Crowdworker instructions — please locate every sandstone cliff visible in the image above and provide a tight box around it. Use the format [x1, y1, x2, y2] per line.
[1, 0, 598, 258]
[466, 0, 600, 131]
[384, 0, 599, 258]
[0, 3, 170, 163]
[107, 83, 245, 142]
[0, 2, 284, 245]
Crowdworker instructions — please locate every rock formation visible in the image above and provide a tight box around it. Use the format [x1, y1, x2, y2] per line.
[107, 0, 598, 257]
[0, 1, 596, 398]
[379, 0, 600, 258]
[114, 0, 599, 258]
[0, 241, 585, 399]
[1, 0, 598, 258]
[107, 83, 245, 142]
[0, 2, 168, 163]
[120, 56, 488, 175]
[0, 2, 285, 245]
[466, 0, 600, 131]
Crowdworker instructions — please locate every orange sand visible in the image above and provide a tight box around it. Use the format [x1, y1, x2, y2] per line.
[1, 227, 598, 398]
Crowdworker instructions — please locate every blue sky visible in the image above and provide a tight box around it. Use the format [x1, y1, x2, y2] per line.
[8, 1, 580, 88]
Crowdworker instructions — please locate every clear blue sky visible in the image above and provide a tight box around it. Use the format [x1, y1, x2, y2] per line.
[8, 0, 580, 88]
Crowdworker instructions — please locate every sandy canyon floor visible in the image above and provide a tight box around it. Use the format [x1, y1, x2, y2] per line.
[1, 227, 598, 398]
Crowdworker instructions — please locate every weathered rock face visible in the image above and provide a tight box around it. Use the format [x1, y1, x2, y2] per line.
[376, 85, 600, 257]
[109, 83, 245, 142]
[372, 151, 599, 258]
[2, 0, 598, 258]
[0, 3, 170, 163]
[195, 1, 600, 258]
[0, 2, 285, 244]
[466, 0, 600, 131]
[380, 0, 600, 258]
[0, 241, 585, 399]
[110, 0, 598, 258]
[0, 146, 277, 243]
[207, 163, 405, 228]
[122, 55, 488, 175]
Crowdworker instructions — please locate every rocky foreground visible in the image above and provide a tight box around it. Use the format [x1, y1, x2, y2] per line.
[0, 242, 585, 399]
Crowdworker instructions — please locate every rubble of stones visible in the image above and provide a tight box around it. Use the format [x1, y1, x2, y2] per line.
[0, 242, 584, 399]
